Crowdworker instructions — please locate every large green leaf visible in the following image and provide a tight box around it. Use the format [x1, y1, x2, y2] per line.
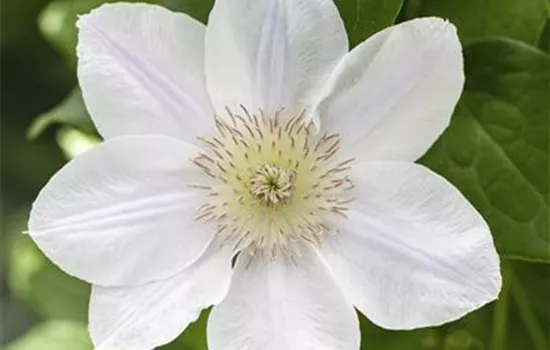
[4, 321, 92, 350]
[421, 39, 550, 262]
[405, 0, 549, 45]
[335, 0, 404, 48]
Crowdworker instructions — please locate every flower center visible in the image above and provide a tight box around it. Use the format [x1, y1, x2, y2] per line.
[191, 106, 354, 261]
[250, 164, 295, 206]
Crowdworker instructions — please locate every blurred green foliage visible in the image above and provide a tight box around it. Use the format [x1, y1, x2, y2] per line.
[1, 0, 548, 349]
[4, 321, 92, 350]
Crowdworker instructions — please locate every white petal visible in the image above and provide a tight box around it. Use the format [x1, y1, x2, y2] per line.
[313, 18, 464, 162]
[321, 161, 501, 329]
[28, 135, 214, 287]
[208, 245, 359, 350]
[89, 244, 233, 350]
[205, 0, 348, 116]
[77, 3, 213, 141]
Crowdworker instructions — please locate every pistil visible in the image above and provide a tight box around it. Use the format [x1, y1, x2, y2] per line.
[250, 164, 295, 206]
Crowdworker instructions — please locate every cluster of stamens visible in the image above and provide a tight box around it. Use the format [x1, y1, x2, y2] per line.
[249, 164, 295, 206]
[191, 106, 354, 261]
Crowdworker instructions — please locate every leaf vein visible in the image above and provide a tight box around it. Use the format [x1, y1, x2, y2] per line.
[460, 103, 548, 207]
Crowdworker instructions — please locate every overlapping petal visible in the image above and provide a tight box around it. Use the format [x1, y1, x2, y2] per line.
[77, 3, 213, 142]
[205, 0, 348, 116]
[313, 18, 464, 162]
[28, 135, 214, 287]
[89, 244, 233, 350]
[207, 244, 360, 350]
[321, 161, 501, 329]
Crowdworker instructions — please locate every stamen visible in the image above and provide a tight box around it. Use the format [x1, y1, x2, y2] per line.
[191, 107, 355, 261]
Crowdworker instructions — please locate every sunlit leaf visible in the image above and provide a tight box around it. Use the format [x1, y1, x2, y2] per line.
[4, 321, 92, 350]
[56, 127, 100, 160]
[7, 234, 90, 322]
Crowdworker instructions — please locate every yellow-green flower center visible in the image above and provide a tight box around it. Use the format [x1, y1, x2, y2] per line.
[191, 106, 354, 260]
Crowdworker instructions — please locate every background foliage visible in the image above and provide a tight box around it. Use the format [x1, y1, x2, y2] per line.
[1, 0, 549, 349]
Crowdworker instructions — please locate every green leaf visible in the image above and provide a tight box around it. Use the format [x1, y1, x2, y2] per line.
[360, 316, 443, 350]
[508, 265, 549, 350]
[421, 39, 550, 262]
[335, 0, 404, 48]
[163, 0, 214, 24]
[27, 88, 94, 140]
[4, 321, 92, 350]
[159, 310, 209, 350]
[7, 233, 90, 322]
[404, 0, 549, 45]
[539, 19, 550, 53]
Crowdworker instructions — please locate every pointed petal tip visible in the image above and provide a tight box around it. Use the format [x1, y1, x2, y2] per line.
[321, 161, 502, 330]
[27, 135, 214, 287]
[312, 15, 465, 162]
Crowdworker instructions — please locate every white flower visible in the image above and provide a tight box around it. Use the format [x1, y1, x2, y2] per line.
[28, 1, 502, 349]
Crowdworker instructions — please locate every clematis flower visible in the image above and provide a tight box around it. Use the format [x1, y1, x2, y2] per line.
[28, 1, 502, 349]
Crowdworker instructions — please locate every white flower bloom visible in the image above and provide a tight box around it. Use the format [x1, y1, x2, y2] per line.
[28, 1, 502, 349]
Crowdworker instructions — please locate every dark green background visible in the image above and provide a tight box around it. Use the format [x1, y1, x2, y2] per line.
[1, 0, 549, 349]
